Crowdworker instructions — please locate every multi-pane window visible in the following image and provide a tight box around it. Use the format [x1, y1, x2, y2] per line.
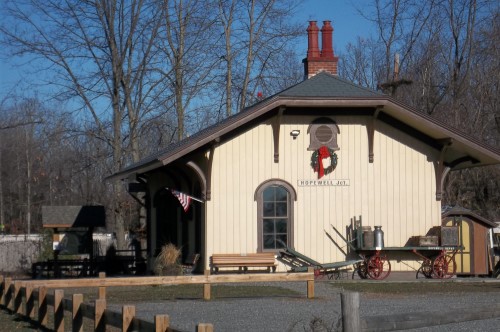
[255, 180, 295, 252]
[262, 185, 289, 250]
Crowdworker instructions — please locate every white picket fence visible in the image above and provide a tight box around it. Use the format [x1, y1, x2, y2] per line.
[0, 235, 42, 272]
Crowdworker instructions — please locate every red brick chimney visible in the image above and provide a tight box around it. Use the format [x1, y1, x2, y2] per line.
[303, 20, 339, 79]
[321, 21, 334, 58]
[306, 21, 320, 58]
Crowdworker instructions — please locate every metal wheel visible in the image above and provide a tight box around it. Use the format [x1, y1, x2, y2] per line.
[353, 261, 368, 279]
[416, 259, 433, 279]
[431, 253, 456, 279]
[366, 255, 391, 280]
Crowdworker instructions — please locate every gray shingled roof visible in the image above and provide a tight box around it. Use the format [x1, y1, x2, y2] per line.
[107, 72, 500, 180]
[42, 206, 106, 228]
[109, 73, 384, 179]
[279, 72, 383, 98]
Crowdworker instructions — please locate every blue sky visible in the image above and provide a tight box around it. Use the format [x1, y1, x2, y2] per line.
[296, 0, 372, 54]
[0, 0, 372, 102]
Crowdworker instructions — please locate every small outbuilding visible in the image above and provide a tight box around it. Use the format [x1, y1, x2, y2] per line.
[442, 207, 497, 276]
[34, 205, 107, 278]
[42, 205, 106, 257]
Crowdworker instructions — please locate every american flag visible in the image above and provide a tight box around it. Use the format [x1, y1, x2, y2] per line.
[170, 189, 192, 212]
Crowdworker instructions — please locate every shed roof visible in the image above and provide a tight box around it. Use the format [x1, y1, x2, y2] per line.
[42, 206, 106, 228]
[442, 206, 497, 228]
[107, 72, 500, 181]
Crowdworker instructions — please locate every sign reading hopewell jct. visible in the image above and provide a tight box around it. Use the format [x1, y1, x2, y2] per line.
[298, 179, 350, 187]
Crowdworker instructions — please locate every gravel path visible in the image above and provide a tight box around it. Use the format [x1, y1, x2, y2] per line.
[110, 278, 500, 332]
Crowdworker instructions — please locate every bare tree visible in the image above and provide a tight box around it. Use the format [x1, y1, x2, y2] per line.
[0, 99, 43, 234]
[214, 0, 302, 114]
[0, 96, 113, 234]
[218, 0, 237, 116]
[160, 0, 221, 139]
[354, 0, 436, 96]
[1, 0, 172, 247]
[339, 36, 382, 89]
[344, 0, 500, 219]
[439, 1, 500, 217]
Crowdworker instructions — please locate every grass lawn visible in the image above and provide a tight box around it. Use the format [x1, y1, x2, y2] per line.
[330, 280, 500, 296]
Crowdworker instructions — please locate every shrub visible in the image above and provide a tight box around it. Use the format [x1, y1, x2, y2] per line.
[154, 243, 182, 276]
[37, 229, 54, 262]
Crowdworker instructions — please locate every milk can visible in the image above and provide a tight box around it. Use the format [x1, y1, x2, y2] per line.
[362, 226, 374, 248]
[374, 226, 384, 249]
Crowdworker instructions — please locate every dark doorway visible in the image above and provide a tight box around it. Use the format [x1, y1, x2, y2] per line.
[154, 189, 182, 252]
[153, 187, 203, 272]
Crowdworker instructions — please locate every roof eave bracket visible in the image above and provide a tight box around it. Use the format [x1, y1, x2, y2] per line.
[272, 107, 286, 163]
[367, 106, 383, 163]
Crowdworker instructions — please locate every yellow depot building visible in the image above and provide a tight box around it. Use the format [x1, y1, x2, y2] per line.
[108, 21, 500, 275]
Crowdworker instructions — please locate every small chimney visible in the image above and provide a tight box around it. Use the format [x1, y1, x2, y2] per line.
[320, 21, 334, 58]
[307, 21, 320, 58]
[303, 20, 339, 79]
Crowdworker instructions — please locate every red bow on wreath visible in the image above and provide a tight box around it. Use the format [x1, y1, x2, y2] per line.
[311, 146, 338, 179]
[316, 146, 331, 178]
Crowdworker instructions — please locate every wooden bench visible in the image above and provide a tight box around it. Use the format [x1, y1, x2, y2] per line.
[210, 253, 277, 274]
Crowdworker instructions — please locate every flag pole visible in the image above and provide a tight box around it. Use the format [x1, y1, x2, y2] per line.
[188, 196, 204, 203]
[165, 188, 204, 203]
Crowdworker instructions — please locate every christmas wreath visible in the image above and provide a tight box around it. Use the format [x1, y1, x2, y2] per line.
[311, 146, 338, 178]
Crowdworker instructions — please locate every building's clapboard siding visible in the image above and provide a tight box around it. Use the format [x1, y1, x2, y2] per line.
[206, 115, 441, 271]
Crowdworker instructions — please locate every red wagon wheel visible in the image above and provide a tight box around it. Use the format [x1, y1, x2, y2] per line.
[314, 268, 325, 280]
[431, 252, 456, 279]
[366, 255, 391, 280]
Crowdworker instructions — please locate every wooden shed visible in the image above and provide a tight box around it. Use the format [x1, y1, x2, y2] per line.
[442, 207, 497, 276]
[42, 205, 106, 257]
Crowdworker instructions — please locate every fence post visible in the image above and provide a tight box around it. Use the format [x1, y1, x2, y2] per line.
[122, 305, 135, 331]
[197, 323, 214, 332]
[54, 289, 64, 332]
[98, 272, 106, 300]
[0, 275, 4, 306]
[72, 293, 83, 332]
[14, 281, 22, 314]
[203, 270, 211, 300]
[25, 284, 35, 318]
[154, 314, 170, 332]
[4, 277, 12, 311]
[307, 267, 315, 299]
[38, 286, 48, 327]
[95, 298, 106, 332]
[341, 292, 360, 332]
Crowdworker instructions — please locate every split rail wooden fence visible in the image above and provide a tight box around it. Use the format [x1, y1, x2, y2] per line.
[0, 270, 314, 332]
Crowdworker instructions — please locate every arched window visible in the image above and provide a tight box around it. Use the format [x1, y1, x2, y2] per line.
[255, 180, 296, 252]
